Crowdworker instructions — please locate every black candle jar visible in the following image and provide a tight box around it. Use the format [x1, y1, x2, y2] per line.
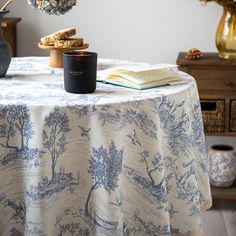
[63, 51, 97, 94]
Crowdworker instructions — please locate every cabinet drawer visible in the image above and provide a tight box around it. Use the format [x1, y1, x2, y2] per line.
[230, 100, 236, 132]
[177, 52, 236, 136]
[200, 100, 225, 133]
[184, 68, 236, 92]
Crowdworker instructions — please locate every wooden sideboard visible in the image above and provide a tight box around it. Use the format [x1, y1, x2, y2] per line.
[177, 52, 236, 201]
[177, 52, 236, 137]
[1, 17, 21, 57]
[211, 181, 236, 201]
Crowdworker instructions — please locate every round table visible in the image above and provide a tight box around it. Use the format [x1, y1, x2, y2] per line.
[0, 57, 212, 236]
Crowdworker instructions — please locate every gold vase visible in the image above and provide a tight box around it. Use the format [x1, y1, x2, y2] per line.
[215, 8, 236, 59]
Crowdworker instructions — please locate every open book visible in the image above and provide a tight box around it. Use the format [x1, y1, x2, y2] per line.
[97, 64, 187, 90]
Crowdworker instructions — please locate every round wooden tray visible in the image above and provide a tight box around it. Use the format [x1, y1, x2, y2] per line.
[38, 42, 89, 68]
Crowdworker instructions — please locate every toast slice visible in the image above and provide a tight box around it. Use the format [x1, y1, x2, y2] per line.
[54, 38, 84, 48]
[41, 28, 76, 45]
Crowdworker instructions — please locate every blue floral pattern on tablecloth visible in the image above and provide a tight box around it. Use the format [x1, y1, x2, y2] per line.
[0, 57, 211, 236]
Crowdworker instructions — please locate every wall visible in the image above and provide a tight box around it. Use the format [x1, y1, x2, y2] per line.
[7, 0, 236, 148]
[8, 0, 221, 64]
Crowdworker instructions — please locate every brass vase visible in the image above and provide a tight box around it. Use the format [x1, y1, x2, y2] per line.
[216, 8, 236, 59]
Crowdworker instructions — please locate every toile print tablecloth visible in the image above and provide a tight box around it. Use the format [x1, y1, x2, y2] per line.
[0, 57, 212, 236]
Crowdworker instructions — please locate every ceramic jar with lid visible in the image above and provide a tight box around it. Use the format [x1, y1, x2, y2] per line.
[209, 144, 236, 188]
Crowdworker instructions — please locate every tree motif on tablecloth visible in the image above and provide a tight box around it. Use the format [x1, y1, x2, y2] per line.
[43, 107, 70, 183]
[192, 103, 208, 173]
[0, 105, 34, 151]
[85, 141, 123, 227]
[191, 103, 204, 150]
[121, 151, 172, 235]
[139, 150, 164, 186]
[0, 104, 42, 167]
[157, 97, 192, 156]
[98, 108, 157, 139]
[165, 154, 200, 217]
[9, 227, 23, 236]
[26, 107, 79, 201]
[123, 150, 167, 204]
[4, 199, 26, 223]
[175, 159, 197, 200]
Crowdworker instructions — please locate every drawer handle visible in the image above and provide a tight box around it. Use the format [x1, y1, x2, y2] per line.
[224, 80, 233, 86]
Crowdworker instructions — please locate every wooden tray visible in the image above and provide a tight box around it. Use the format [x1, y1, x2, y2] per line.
[38, 42, 89, 68]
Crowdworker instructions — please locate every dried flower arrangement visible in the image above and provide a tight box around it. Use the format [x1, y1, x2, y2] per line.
[0, 0, 77, 15]
[27, 0, 77, 15]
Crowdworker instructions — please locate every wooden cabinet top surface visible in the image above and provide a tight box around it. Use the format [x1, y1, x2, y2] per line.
[177, 52, 236, 68]
[211, 181, 236, 201]
[1, 17, 21, 28]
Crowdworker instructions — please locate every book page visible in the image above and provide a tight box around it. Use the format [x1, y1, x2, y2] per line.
[97, 65, 187, 89]
[107, 69, 182, 86]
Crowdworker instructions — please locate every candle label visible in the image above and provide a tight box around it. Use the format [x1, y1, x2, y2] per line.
[70, 71, 85, 77]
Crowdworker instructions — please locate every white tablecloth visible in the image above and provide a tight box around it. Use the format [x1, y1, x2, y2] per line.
[0, 57, 212, 236]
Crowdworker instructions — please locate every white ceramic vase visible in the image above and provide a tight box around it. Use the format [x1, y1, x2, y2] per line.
[209, 145, 236, 188]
